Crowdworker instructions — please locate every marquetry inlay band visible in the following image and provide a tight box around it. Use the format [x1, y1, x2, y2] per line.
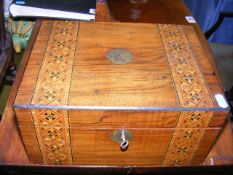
[163, 128, 205, 166]
[162, 111, 214, 166]
[158, 24, 214, 108]
[31, 109, 72, 165]
[31, 21, 79, 165]
[176, 111, 214, 128]
[158, 24, 214, 166]
[31, 21, 79, 106]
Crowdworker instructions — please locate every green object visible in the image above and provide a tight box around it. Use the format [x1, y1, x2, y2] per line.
[6, 18, 35, 53]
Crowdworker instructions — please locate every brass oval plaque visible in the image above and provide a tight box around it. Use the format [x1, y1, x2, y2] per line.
[107, 48, 132, 65]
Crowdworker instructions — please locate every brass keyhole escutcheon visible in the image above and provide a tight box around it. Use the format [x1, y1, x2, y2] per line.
[107, 48, 132, 65]
[130, 0, 149, 4]
[111, 129, 132, 151]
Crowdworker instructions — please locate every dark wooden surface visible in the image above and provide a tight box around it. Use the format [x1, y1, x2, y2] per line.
[107, 0, 189, 24]
[0, 0, 12, 86]
[0, 33, 13, 86]
[0, 0, 232, 174]
[1, 164, 233, 175]
[204, 116, 233, 165]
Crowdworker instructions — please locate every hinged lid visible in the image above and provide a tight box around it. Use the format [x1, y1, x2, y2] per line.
[14, 21, 228, 111]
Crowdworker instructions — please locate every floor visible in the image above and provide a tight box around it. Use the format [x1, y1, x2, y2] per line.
[0, 44, 233, 120]
[209, 43, 233, 128]
[0, 52, 23, 118]
[210, 43, 233, 92]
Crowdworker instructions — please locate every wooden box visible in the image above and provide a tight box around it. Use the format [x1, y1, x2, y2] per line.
[14, 20, 229, 166]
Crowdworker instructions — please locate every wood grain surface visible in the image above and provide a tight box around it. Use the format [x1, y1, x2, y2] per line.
[107, 0, 226, 110]
[181, 26, 225, 108]
[71, 128, 173, 166]
[15, 21, 224, 110]
[191, 129, 220, 164]
[204, 117, 233, 165]
[0, 0, 232, 171]
[107, 0, 189, 24]
[69, 22, 178, 108]
[13, 21, 228, 166]
[14, 21, 54, 105]
[69, 110, 179, 128]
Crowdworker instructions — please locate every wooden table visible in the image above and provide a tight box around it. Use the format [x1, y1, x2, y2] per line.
[0, 0, 232, 174]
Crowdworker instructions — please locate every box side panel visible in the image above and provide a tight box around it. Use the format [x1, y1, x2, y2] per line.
[163, 128, 205, 166]
[14, 108, 43, 164]
[163, 111, 215, 166]
[71, 128, 173, 166]
[18, 126, 43, 164]
[191, 128, 220, 164]
[209, 111, 228, 127]
[14, 21, 80, 165]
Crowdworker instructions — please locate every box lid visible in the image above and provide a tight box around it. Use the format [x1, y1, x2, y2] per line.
[14, 21, 228, 111]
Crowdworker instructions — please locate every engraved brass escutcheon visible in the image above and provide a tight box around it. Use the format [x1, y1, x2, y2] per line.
[107, 48, 132, 65]
[112, 129, 132, 143]
[111, 129, 132, 151]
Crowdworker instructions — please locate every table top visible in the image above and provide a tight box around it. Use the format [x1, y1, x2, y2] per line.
[0, 0, 232, 169]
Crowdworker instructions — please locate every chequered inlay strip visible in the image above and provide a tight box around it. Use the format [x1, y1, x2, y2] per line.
[162, 111, 213, 166]
[163, 128, 204, 166]
[31, 109, 72, 165]
[158, 24, 214, 166]
[176, 111, 214, 128]
[31, 21, 79, 106]
[31, 21, 79, 165]
[158, 24, 213, 108]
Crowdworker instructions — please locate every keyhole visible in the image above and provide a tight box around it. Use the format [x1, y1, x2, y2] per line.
[120, 140, 129, 151]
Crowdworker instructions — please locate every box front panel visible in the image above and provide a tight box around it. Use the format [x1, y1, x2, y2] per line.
[71, 128, 173, 166]
[191, 129, 220, 164]
[15, 108, 225, 166]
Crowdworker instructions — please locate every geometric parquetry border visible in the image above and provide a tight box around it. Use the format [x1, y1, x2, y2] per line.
[31, 21, 79, 165]
[159, 24, 214, 166]
[158, 24, 214, 108]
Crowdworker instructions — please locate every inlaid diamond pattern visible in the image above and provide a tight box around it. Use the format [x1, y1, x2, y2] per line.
[163, 128, 204, 166]
[177, 112, 214, 128]
[158, 24, 213, 108]
[159, 24, 214, 166]
[31, 21, 79, 165]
